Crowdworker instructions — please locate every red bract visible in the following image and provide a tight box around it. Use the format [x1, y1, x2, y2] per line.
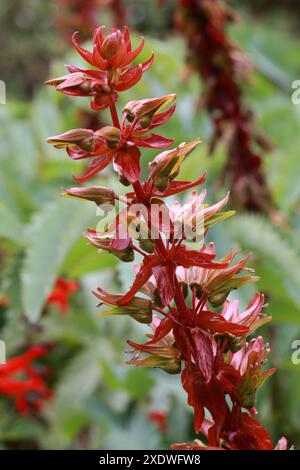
[47, 95, 175, 182]
[127, 315, 181, 373]
[47, 277, 79, 315]
[176, 246, 258, 308]
[47, 24, 289, 451]
[118, 244, 227, 307]
[0, 346, 52, 414]
[125, 142, 207, 202]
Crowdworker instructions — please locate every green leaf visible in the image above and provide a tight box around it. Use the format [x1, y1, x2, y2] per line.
[227, 214, 300, 324]
[104, 412, 160, 450]
[0, 203, 24, 244]
[124, 368, 155, 400]
[100, 361, 124, 391]
[21, 197, 95, 322]
[51, 344, 103, 405]
[62, 237, 117, 278]
[165, 396, 191, 444]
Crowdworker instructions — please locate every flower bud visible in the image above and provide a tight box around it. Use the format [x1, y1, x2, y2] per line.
[102, 30, 123, 60]
[63, 186, 116, 206]
[139, 238, 155, 254]
[134, 355, 182, 374]
[208, 275, 260, 308]
[189, 283, 203, 299]
[96, 294, 152, 324]
[149, 140, 201, 191]
[85, 232, 134, 262]
[127, 216, 155, 254]
[46, 72, 93, 97]
[214, 333, 245, 353]
[230, 337, 276, 409]
[228, 334, 245, 353]
[47, 128, 96, 151]
[154, 176, 169, 193]
[123, 94, 176, 127]
[118, 174, 131, 186]
[97, 126, 121, 149]
[208, 291, 230, 308]
[139, 114, 153, 129]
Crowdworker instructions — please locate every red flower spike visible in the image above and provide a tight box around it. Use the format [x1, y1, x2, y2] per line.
[47, 24, 288, 451]
[175, 0, 275, 214]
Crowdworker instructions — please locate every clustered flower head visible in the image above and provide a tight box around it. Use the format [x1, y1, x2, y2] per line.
[175, 0, 275, 215]
[47, 25, 153, 115]
[47, 24, 289, 450]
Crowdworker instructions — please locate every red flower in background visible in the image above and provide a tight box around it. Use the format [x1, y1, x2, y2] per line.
[47, 278, 79, 315]
[148, 410, 168, 433]
[55, 0, 126, 41]
[0, 346, 52, 414]
[0, 295, 10, 308]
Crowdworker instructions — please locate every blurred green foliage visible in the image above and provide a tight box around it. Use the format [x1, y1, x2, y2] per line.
[1, 3, 300, 449]
[0, 0, 61, 99]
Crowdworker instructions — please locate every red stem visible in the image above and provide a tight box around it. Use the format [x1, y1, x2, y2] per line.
[132, 180, 146, 203]
[173, 275, 189, 319]
[132, 179, 189, 320]
[109, 101, 121, 129]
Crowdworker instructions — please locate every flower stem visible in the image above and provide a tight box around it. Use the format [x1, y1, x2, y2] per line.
[173, 275, 189, 319]
[132, 180, 146, 202]
[109, 101, 121, 129]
